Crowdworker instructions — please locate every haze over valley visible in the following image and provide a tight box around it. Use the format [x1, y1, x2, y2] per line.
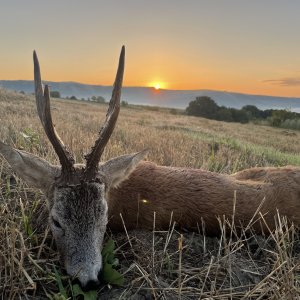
[1, 80, 300, 112]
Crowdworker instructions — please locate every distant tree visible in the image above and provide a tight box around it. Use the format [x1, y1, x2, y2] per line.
[70, 95, 77, 100]
[90, 96, 105, 103]
[242, 105, 262, 119]
[121, 100, 128, 107]
[186, 96, 219, 119]
[262, 109, 273, 119]
[20, 90, 25, 95]
[50, 91, 61, 98]
[230, 108, 249, 123]
[270, 110, 291, 127]
[216, 107, 233, 122]
[95, 96, 106, 103]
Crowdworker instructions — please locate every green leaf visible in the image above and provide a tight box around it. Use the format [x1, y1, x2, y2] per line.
[105, 252, 115, 265]
[52, 294, 68, 300]
[112, 257, 119, 267]
[53, 267, 68, 299]
[71, 284, 83, 297]
[101, 239, 124, 286]
[102, 239, 115, 257]
[72, 284, 97, 300]
[102, 263, 124, 286]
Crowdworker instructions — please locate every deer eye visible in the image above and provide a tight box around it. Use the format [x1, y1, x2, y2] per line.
[52, 217, 62, 229]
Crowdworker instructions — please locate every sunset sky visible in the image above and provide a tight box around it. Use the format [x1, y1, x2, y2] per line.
[0, 0, 300, 97]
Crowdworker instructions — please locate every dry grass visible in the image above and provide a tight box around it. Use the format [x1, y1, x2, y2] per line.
[1, 88, 300, 299]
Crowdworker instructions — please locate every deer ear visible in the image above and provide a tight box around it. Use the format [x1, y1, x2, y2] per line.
[99, 150, 148, 188]
[0, 141, 58, 191]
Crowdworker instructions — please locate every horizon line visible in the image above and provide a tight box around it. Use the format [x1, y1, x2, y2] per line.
[0, 78, 299, 99]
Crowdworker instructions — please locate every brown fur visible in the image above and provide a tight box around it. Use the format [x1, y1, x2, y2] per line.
[108, 162, 300, 234]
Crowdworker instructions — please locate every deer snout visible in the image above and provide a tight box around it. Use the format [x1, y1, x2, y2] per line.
[79, 261, 102, 290]
[67, 259, 102, 290]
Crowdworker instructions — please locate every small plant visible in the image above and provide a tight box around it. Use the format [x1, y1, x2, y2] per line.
[51, 267, 98, 300]
[72, 284, 97, 300]
[101, 239, 124, 286]
[52, 267, 68, 299]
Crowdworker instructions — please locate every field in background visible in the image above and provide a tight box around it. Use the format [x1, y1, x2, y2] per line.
[0, 89, 300, 299]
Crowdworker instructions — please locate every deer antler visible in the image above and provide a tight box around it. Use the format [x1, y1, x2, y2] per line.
[33, 51, 75, 175]
[84, 46, 125, 179]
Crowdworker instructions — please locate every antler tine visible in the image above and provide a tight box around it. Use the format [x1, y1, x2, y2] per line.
[84, 46, 125, 178]
[33, 51, 75, 175]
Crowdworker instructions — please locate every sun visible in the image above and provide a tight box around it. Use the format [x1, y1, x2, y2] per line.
[149, 81, 165, 90]
[154, 83, 161, 90]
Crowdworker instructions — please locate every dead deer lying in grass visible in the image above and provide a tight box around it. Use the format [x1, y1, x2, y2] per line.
[1, 47, 300, 289]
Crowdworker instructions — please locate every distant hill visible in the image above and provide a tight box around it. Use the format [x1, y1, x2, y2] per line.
[1, 80, 300, 112]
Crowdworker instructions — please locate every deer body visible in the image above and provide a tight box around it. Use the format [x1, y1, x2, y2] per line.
[108, 162, 300, 234]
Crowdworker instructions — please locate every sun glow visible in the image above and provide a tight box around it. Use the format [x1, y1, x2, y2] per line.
[149, 81, 166, 90]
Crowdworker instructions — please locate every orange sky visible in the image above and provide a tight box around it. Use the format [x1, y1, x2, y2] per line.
[0, 1, 300, 97]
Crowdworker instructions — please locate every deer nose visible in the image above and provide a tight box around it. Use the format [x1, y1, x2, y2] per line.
[78, 262, 102, 290]
[81, 278, 100, 292]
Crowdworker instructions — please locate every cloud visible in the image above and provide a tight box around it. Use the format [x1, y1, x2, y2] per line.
[263, 77, 300, 86]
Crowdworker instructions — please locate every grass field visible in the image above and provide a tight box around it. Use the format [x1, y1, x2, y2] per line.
[1, 88, 300, 299]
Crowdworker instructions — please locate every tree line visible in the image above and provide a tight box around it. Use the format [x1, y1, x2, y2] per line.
[49, 91, 106, 103]
[186, 96, 300, 129]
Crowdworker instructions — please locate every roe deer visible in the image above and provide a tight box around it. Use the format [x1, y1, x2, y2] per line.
[1, 47, 300, 289]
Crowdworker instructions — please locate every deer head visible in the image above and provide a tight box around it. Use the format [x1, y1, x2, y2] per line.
[0, 47, 146, 289]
